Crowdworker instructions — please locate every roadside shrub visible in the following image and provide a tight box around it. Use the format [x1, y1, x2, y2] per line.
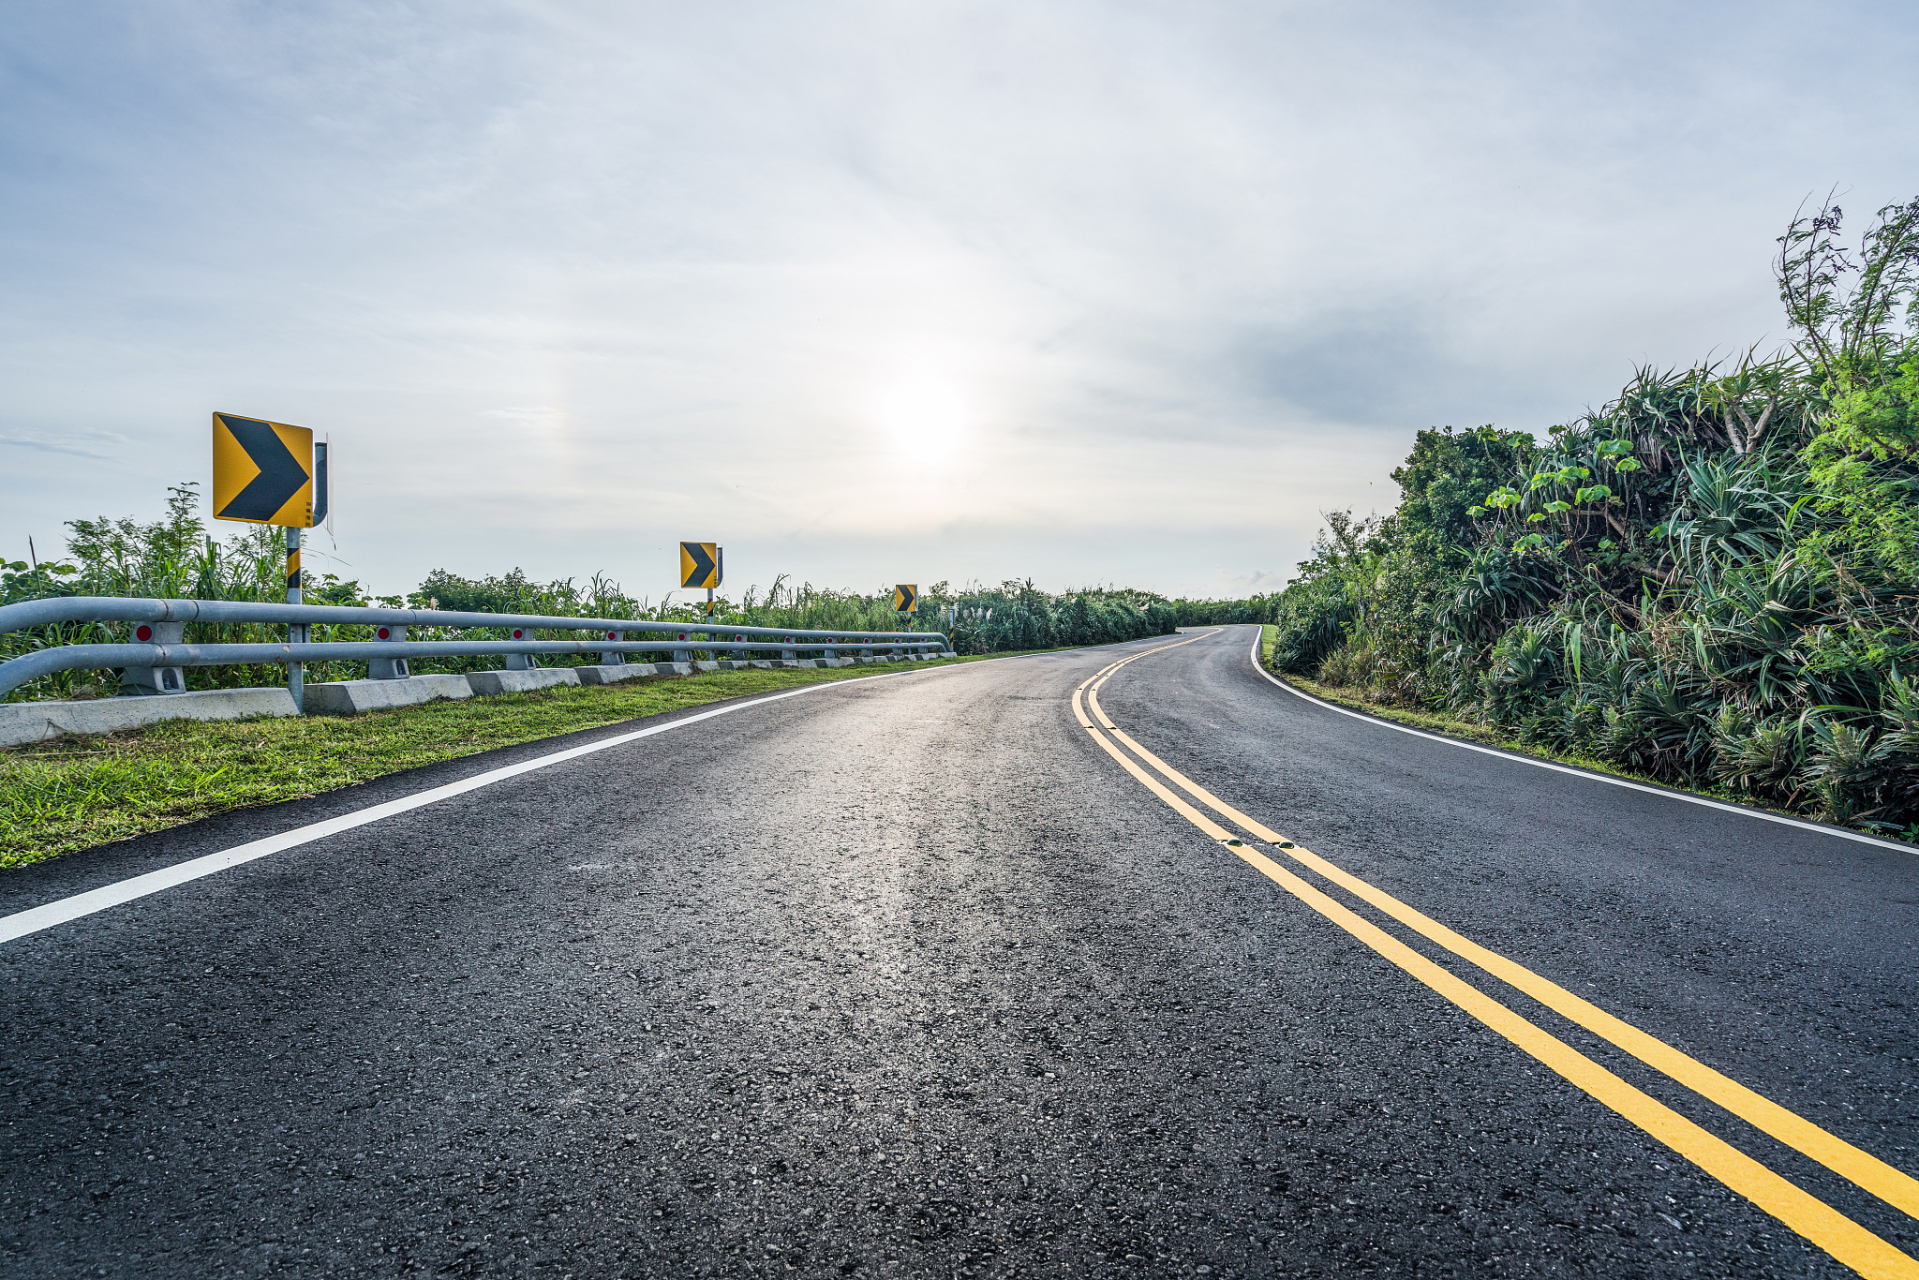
[1709, 706, 1804, 800]
[1247, 192, 1919, 836]
[1315, 640, 1376, 689]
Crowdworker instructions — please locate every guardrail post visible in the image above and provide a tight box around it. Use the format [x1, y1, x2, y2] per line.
[823, 639, 837, 661]
[673, 632, 692, 664]
[369, 625, 410, 679]
[505, 626, 540, 670]
[120, 621, 187, 695]
[599, 631, 624, 667]
[782, 636, 797, 660]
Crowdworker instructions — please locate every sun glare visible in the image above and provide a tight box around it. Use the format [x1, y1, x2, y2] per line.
[871, 366, 967, 468]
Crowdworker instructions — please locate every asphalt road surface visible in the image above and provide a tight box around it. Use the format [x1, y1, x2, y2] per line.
[2, 626, 1916, 1279]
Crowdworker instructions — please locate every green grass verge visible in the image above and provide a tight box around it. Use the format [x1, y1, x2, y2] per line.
[1257, 647, 1911, 846]
[1, 655, 1016, 870]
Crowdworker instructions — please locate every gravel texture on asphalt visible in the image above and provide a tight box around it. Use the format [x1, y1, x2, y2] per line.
[0, 628, 1914, 1278]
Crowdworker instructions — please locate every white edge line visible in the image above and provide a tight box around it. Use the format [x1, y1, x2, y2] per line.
[1242, 626, 1917, 857]
[0, 662, 967, 946]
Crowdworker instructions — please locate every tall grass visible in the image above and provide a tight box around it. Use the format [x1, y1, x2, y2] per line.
[4, 483, 307, 699]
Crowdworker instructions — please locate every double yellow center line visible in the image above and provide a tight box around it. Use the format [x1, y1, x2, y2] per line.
[1072, 629, 1919, 1279]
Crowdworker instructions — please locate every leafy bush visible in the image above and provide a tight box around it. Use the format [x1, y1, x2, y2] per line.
[1258, 192, 1919, 837]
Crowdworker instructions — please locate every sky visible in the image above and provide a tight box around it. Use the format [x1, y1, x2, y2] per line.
[3, 1, 1916, 603]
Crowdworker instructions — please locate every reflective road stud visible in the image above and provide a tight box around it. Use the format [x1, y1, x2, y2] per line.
[370, 625, 409, 679]
[505, 626, 540, 670]
[122, 621, 186, 695]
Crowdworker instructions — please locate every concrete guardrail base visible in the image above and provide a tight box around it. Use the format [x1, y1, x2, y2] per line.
[576, 664, 658, 685]
[0, 688, 300, 746]
[304, 674, 474, 716]
[2, 648, 956, 744]
[466, 669, 581, 696]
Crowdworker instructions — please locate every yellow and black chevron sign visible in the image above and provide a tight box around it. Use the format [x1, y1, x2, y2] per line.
[212, 413, 314, 527]
[680, 542, 719, 590]
[893, 584, 918, 613]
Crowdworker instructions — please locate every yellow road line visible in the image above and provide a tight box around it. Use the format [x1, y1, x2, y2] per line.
[1076, 690, 1235, 839]
[1073, 629, 1216, 704]
[1085, 664, 1919, 1226]
[1071, 630, 1919, 1279]
[1224, 843, 1919, 1280]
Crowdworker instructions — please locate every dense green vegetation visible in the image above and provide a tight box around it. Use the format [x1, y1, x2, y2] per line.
[1252, 195, 1919, 836]
[4, 498, 1176, 702]
[413, 567, 1178, 660]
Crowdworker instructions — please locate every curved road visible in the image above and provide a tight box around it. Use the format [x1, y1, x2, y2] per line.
[1, 627, 1915, 1278]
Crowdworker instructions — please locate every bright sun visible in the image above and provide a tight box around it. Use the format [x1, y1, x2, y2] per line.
[871, 367, 967, 468]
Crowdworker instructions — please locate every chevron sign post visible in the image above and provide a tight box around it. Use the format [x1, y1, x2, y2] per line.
[680, 542, 723, 622]
[212, 412, 329, 712]
[893, 584, 918, 613]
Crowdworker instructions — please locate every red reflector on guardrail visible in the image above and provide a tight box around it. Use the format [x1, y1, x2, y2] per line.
[135, 624, 153, 642]
[376, 626, 391, 640]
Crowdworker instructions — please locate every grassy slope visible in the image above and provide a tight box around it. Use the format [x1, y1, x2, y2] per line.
[1, 657, 1006, 870]
[1256, 625, 1905, 845]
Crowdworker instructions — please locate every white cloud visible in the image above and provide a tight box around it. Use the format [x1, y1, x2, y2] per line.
[0, 430, 133, 461]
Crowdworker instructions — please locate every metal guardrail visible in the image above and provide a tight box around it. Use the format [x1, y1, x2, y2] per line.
[0, 597, 950, 707]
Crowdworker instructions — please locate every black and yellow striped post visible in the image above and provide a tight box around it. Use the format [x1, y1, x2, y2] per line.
[286, 525, 305, 710]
